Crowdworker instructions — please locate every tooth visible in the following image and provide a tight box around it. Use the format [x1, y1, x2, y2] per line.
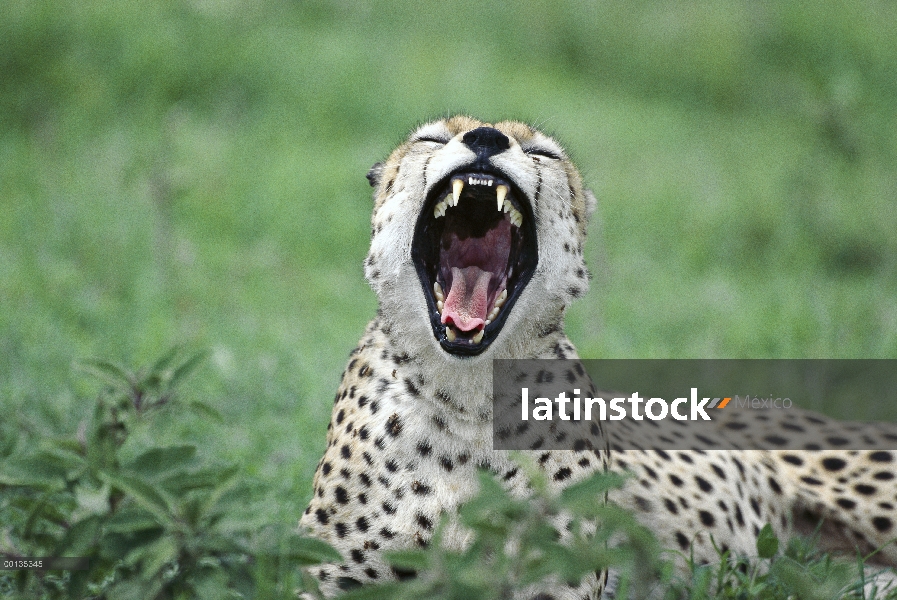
[472, 330, 484, 344]
[484, 319, 492, 326]
[433, 282, 444, 301]
[495, 289, 507, 307]
[433, 201, 447, 218]
[452, 179, 463, 206]
[445, 326, 456, 342]
[437, 300, 444, 313]
[487, 180, 493, 186]
[488, 307, 499, 321]
[496, 184, 508, 211]
[510, 209, 523, 227]
[503, 199, 512, 213]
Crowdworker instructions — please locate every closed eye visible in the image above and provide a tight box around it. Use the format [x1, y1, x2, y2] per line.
[414, 136, 449, 145]
[523, 147, 561, 160]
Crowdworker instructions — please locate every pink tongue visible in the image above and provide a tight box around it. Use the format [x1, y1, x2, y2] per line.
[441, 266, 491, 332]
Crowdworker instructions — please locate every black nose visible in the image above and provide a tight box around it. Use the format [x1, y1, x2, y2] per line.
[462, 127, 510, 157]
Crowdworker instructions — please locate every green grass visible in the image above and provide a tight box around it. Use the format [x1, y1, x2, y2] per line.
[1, 0, 896, 592]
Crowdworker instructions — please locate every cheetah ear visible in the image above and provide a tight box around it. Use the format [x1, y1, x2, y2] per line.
[366, 162, 384, 188]
[584, 189, 598, 221]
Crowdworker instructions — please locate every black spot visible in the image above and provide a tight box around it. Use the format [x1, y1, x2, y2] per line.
[669, 474, 684, 487]
[855, 484, 877, 495]
[370, 400, 380, 413]
[554, 467, 573, 481]
[768, 477, 782, 495]
[711, 464, 727, 480]
[359, 473, 371, 487]
[578, 457, 590, 467]
[750, 497, 761, 517]
[322, 462, 332, 475]
[357, 493, 367, 504]
[821, 457, 847, 471]
[385, 460, 398, 473]
[365, 567, 378, 579]
[677, 453, 694, 464]
[735, 505, 745, 527]
[411, 481, 432, 495]
[340, 468, 351, 480]
[634, 496, 652, 511]
[335, 522, 348, 538]
[432, 415, 447, 431]
[350, 549, 364, 563]
[382, 501, 396, 515]
[503, 468, 519, 481]
[872, 517, 893, 533]
[675, 531, 690, 551]
[655, 449, 671, 461]
[336, 409, 345, 424]
[782, 454, 804, 466]
[458, 453, 470, 464]
[362, 451, 373, 465]
[356, 516, 369, 532]
[337, 577, 362, 591]
[358, 426, 369, 441]
[874, 471, 894, 481]
[836, 498, 857, 510]
[699, 510, 716, 527]
[380, 527, 395, 539]
[800, 476, 823, 486]
[315, 508, 329, 524]
[695, 476, 713, 493]
[341, 444, 352, 459]
[765, 435, 788, 446]
[386, 413, 403, 437]
[358, 395, 368, 407]
[404, 378, 421, 397]
[417, 442, 432, 456]
[374, 437, 386, 450]
[335, 486, 349, 504]
[664, 498, 679, 514]
[417, 513, 433, 530]
[870, 451, 893, 463]
[440, 457, 454, 471]
[827, 436, 849, 446]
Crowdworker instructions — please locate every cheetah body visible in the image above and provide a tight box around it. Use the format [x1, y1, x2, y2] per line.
[300, 117, 897, 598]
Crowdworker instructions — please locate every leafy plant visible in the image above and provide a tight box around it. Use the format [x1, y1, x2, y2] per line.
[0, 348, 339, 599]
[339, 460, 664, 600]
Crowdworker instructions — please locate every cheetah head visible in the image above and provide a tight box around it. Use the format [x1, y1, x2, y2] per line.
[365, 116, 595, 360]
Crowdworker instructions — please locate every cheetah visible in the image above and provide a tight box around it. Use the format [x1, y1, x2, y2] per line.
[300, 116, 897, 598]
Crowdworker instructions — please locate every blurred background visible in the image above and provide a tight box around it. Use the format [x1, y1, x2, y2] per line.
[2, 0, 896, 520]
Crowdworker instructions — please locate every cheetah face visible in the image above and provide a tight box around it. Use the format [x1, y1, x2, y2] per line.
[366, 116, 594, 358]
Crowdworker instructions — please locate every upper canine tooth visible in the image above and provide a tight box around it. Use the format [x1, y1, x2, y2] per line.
[496, 184, 508, 211]
[452, 179, 464, 205]
[472, 329, 484, 344]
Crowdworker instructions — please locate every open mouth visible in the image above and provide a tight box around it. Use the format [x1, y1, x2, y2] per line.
[411, 170, 538, 355]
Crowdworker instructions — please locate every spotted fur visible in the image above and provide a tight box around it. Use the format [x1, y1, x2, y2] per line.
[300, 117, 897, 598]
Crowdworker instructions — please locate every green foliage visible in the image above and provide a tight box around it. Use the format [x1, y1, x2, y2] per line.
[667, 527, 897, 600]
[337, 464, 660, 600]
[0, 349, 339, 599]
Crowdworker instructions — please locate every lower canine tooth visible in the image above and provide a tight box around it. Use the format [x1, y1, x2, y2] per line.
[437, 300, 444, 313]
[496, 184, 509, 211]
[445, 327, 456, 342]
[472, 330, 484, 344]
[452, 179, 464, 206]
[433, 281, 444, 301]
